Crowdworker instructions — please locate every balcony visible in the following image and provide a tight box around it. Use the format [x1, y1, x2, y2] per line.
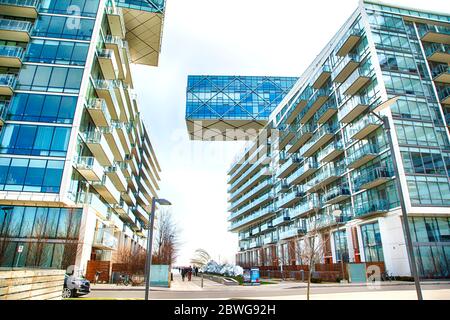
[277, 187, 305, 208]
[437, 86, 450, 105]
[0, 0, 39, 18]
[348, 115, 381, 141]
[103, 126, 126, 162]
[318, 140, 344, 163]
[354, 199, 389, 219]
[104, 35, 127, 80]
[306, 164, 345, 193]
[92, 175, 121, 205]
[84, 130, 115, 166]
[0, 45, 23, 67]
[228, 155, 270, 193]
[228, 166, 271, 202]
[94, 79, 120, 120]
[431, 64, 450, 84]
[278, 125, 295, 150]
[0, 74, 16, 95]
[287, 123, 315, 154]
[323, 185, 351, 205]
[228, 144, 267, 184]
[228, 205, 276, 232]
[299, 88, 331, 124]
[93, 228, 118, 250]
[74, 156, 104, 182]
[338, 95, 369, 123]
[263, 234, 278, 245]
[98, 49, 119, 80]
[279, 227, 307, 240]
[287, 159, 319, 185]
[272, 214, 290, 227]
[333, 54, 360, 83]
[311, 214, 352, 231]
[276, 154, 302, 179]
[284, 87, 313, 124]
[113, 199, 129, 217]
[121, 189, 136, 207]
[86, 98, 112, 128]
[0, 101, 8, 126]
[106, 165, 128, 192]
[418, 23, 450, 45]
[347, 143, 379, 169]
[312, 65, 332, 89]
[228, 179, 273, 212]
[336, 28, 362, 57]
[289, 195, 320, 219]
[0, 18, 31, 42]
[424, 43, 450, 64]
[354, 166, 393, 192]
[113, 121, 132, 154]
[106, 5, 126, 39]
[249, 240, 262, 249]
[300, 124, 337, 158]
[341, 67, 371, 96]
[112, 80, 131, 122]
[315, 99, 337, 124]
[228, 192, 274, 221]
[134, 204, 149, 225]
[260, 221, 274, 233]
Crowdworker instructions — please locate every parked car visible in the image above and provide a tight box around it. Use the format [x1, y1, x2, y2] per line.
[62, 274, 91, 298]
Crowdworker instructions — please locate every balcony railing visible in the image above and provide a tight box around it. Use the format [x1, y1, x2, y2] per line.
[228, 154, 270, 193]
[323, 184, 351, 205]
[306, 164, 345, 192]
[228, 166, 271, 202]
[286, 159, 319, 185]
[277, 187, 305, 208]
[309, 214, 352, 231]
[418, 23, 450, 44]
[346, 143, 379, 169]
[424, 43, 450, 63]
[354, 166, 393, 192]
[228, 205, 276, 231]
[338, 95, 369, 123]
[273, 213, 291, 227]
[312, 65, 332, 89]
[0, 45, 24, 60]
[287, 123, 316, 153]
[347, 115, 381, 141]
[228, 179, 273, 211]
[288, 195, 321, 219]
[0, 0, 39, 7]
[333, 53, 360, 83]
[336, 28, 362, 56]
[431, 64, 450, 80]
[93, 228, 118, 250]
[317, 140, 344, 163]
[354, 199, 389, 219]
[340, 66, 372, 96]
[300, 123, 337, 157]
[228, 192, 274, 222]
[299, 87, 331, 123]
[0, 18, 32, 33]
[279, 227, 307, 240]
[276, 153, 302, 178]
[314, 98, 337, 124]
[437, 86, 450, 104]
[0, 74, 17, 93]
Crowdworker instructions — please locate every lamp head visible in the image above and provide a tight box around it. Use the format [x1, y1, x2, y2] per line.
[155, 198, 172, 206]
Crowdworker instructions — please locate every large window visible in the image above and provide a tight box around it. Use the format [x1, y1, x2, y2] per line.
[0, 206, 82, 269]
[25, 39, 89, 66]
[410, 217, 450, 278]
[32, 15, 95, 40]
[0, 124, 71, 157]
[7, 93, 77, 124]
[0, 158, 64, 193]
[17, 65, 83, 93]
[360, 222, 384, 262]
[333, 229, 349, 263]
[401, 148, 447, 176]
[39, 0, 100, 18]
[407, 176, 450, 206]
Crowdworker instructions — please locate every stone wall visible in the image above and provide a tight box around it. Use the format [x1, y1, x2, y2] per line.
[0, 269, 65, 300]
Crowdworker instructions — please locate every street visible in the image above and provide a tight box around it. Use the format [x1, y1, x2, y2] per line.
[79, 274, 450, 300]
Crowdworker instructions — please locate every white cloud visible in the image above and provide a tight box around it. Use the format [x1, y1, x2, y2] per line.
[132, 0, 449, 265]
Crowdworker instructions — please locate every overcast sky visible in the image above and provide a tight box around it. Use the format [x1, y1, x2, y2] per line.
[131, 0, 450, 266]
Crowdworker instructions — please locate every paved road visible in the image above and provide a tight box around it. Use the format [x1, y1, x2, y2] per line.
[81, 274, 450, 300]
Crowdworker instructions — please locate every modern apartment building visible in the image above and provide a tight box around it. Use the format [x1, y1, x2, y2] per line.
[186, 75, 298, 140]
[228, 0, 450, 279]
[0, 0, 165, 274]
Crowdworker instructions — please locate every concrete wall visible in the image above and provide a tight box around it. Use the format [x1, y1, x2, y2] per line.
[0, 269, 65, 300]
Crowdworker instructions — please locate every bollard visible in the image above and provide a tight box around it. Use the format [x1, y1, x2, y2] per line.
[201, 274, 204, 288]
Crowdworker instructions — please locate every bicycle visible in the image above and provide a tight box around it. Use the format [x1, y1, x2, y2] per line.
[117, 273, 132, 286]
[381, 270, 396, 282]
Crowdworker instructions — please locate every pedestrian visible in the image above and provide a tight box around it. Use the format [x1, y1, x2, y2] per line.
[195, 267, 199, 277]
[187, 266, 192, 281]
[181, 268, 186, 282]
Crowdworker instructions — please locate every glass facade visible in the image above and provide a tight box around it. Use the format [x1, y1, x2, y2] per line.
[229, 1, 450, 279]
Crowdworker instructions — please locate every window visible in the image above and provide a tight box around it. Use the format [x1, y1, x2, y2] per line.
[407, 176, 450, 206]
[39, 0, 100, 17]
[0, 124, 71, 157]
[17, 65, 83, 93]
[8, 93, 77, 124]
[0, 158, 65, 193]
[361, 222, 384, 262]
[25, 39, 89, 66]
[333, 230, 349, 262]
[32, 15, 95, 40]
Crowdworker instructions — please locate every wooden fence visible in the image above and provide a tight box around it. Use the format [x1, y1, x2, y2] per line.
[0, 269, 65, 300]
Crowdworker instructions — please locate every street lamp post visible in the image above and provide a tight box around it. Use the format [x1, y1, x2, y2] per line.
[144, 197, 172, 301]
[332, 209, 346, 283]
[370, 97, 423, 300]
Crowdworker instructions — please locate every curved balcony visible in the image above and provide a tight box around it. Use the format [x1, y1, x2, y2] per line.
[346, 143, 380, 169]
[287, 123, 315, 154]
[354, 199, 389, 219]
[348, 115, 381, 141]
[287, 159, 319, 185]
[354, 166, 394, 192]
[323, 185, 351, 205]
[0, 45, 23, 67]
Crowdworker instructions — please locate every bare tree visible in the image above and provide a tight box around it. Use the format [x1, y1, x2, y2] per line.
[152, 209, 180, 266]
[190, 248, 211, 267]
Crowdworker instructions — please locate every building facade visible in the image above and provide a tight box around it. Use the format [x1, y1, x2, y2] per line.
[186, 75, 298, 141]
[228, 0, 450, 279]
[0, 0, 164, 274]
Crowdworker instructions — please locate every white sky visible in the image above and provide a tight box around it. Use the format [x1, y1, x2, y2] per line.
[131, 0, 450, 265]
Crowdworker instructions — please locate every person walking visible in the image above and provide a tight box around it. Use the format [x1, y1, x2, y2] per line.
[181, 268, 186, 282]
[195, 267, 199, 277]
[187, 266, 192, 281]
